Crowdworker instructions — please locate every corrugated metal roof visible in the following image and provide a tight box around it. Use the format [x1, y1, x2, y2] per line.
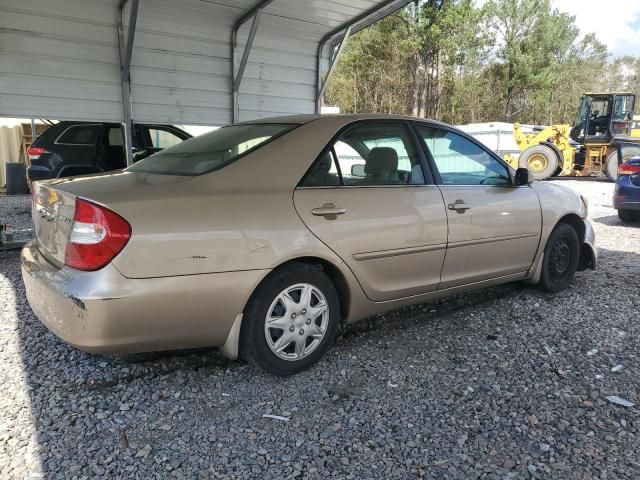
[0, 0, 412, 125]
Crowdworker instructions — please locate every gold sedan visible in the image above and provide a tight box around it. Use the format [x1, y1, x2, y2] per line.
[22, 114, 596, 375]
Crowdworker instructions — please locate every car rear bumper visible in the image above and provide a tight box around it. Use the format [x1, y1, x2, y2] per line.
[27, 165, 54, 182]
[614, 177, 640, 210]
[21, 240, 267, 355]
[613, 201, 640, 211]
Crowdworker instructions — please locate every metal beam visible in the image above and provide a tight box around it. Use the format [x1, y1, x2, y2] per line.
[316, 26, 351, 111]
[233, 10, 262, 94]
[117, 0, 139, 166]
[231, 0, 274, 124]
[315, 0, 413, 113]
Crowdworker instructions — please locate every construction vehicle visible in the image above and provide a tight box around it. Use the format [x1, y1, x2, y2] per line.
[505, 92, 640, 181]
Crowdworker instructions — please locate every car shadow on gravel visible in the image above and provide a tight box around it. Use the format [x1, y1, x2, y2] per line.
[593, 215, 640, 228]
[5, 246, 640, 478]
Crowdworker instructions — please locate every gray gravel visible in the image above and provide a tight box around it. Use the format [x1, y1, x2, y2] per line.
[0, 193, 32, 235]
[1, 180, 639, 479]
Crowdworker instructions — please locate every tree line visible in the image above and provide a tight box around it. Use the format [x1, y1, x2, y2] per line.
[325, 0, 640, 126]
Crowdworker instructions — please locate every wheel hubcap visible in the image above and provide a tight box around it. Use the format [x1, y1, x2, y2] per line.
[264, 283, 329, 361]
[550, 238, 571, 277]
[528, 153, 548, 173]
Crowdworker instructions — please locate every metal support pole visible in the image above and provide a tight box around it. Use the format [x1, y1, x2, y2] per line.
[117, 0, 139, 166]
[231, 0, 274, 124]
[316, 26, 351, 112]
[315, 0, 412, 114]
[30, 119, 36, 144]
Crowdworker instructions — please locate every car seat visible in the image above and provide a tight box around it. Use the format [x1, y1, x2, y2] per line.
[364, 147, 401, 184]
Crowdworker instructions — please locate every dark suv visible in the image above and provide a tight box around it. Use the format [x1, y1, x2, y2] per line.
[27, 122, 191, 183]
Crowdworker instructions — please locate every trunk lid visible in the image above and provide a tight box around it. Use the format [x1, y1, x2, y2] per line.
[32, 171, 198, 269]
[32, 182, 77, 266]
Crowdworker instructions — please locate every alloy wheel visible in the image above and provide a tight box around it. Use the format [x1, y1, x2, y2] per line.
[264, 283, 329, 361]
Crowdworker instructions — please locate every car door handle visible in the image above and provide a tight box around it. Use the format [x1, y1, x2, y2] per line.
[448, 200, 471, 212]
[311, 203, 347, 219]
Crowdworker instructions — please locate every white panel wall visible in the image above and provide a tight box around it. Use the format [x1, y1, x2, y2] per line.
[0, 0, 123, 121]
[0, 0, 411, 126]
[129, 0, 251, 125]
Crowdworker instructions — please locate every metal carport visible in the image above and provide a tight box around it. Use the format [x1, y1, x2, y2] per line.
[0, 0, 411, 164]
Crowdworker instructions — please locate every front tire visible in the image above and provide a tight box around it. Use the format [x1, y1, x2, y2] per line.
[538, 223, 580, 293]
[240, 263, 340, 376]
[618, 209, 640, 222]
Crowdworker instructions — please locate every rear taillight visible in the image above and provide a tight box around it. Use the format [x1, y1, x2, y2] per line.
[618, 163, 640, 175]
[27, 146, 46, 160]
[65, 199, 131, 271]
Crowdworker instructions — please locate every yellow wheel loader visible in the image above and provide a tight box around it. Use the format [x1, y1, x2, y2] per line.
[505, 93, 640, 181]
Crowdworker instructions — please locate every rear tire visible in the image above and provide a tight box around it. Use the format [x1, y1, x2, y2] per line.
[519, 145, 559, 180]
[240, 263, 340, 376]
[604, 152, 619, 181]
[538, 223, 580, 293]
[618, 209, 640, 222]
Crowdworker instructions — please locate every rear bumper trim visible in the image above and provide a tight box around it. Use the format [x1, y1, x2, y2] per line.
[21, 240, 267, 354]
[613, 201, 640, 211]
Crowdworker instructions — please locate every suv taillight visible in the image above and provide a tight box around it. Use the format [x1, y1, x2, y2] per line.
[27, 146, 46, 160]
[65, 199, 131, 271]
[618, 163, 640, 175]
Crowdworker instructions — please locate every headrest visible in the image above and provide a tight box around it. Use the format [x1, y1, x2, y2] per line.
[317, 153, 332, 173]
[365, 147, 398, 175]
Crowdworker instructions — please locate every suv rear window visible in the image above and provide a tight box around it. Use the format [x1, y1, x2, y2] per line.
[128, 124, 297, 176]
[56, 124, 101, 145]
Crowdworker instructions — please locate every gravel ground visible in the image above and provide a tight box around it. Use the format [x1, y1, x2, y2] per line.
[1, 180, 639, 479]
[0, 193, 32, 235]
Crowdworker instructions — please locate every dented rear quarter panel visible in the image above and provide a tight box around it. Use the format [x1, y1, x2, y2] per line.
[47, 118, 359, 279]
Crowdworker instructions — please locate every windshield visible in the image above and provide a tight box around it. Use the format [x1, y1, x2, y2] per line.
[128, 123, 297, 176]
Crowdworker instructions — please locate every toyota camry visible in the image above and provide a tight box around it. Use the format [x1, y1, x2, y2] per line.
[22, 114, 596, 375]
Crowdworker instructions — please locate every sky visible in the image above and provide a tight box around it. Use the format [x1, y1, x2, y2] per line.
[554, 0, 640, 58]
[473, 0, 640, 58]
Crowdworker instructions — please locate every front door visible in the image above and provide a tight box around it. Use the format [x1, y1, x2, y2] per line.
[294, 122, 448, 302]
[414, 124, 542, 289]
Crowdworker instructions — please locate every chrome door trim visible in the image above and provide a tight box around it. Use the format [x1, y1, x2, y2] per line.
[447, 232, 539, 249]
[353, 243, 447, 261]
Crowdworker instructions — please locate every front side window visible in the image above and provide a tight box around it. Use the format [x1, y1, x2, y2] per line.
[588, 96, 612, 137]
[417, 126, 511, 186]
[148, 128, 184, 149]
[302, 123, 424, 187]
[128, 123, 296, 176]
[56, 125, 101, 145]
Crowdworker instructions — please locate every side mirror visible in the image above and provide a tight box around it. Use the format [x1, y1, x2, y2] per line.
[514, 167, 534, 186]
[351, 164, 365, 177]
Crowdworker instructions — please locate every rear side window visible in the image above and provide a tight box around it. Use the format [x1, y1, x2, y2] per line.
[128, 124, 296, 176]
[107, 127, 124, 146]
[301, 123, 424, 187]
[56, 125, 101, 145]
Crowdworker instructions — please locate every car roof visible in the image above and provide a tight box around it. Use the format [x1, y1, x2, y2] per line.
[237, 113, 452, 128]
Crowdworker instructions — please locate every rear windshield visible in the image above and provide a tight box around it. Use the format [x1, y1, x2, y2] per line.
[127, 123, 297, 176]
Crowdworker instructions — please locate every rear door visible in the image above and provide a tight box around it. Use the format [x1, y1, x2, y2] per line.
[414, 123, 541, 288]
[99, 124, 127, 170]
[52, 123, 102, 177]
[293, 122, 448, 302]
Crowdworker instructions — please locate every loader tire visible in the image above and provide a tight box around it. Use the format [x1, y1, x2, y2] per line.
[519, 145, 559, 180]
[604, 152, 619, 181]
